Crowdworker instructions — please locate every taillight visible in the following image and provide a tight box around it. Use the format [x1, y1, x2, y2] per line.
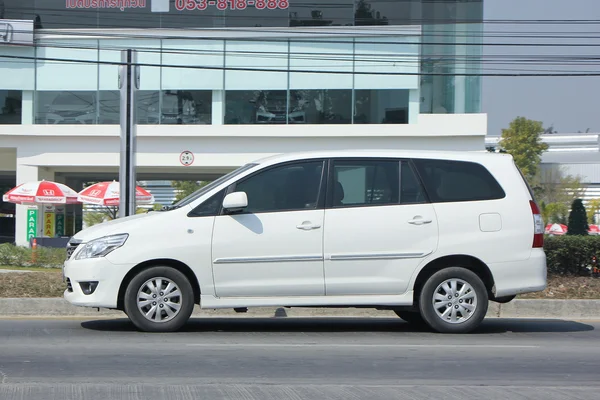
[530, 200, 544, 248]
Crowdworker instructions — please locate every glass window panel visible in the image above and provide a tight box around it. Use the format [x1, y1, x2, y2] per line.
[162, 40, 225, 90]
[0, 90, 22, 124]
[136, 90, 160, 124]
[235, 161, 324, 214]
[354, 0, 420, 26]
[98, 2, 160, 29]
[35, 91, 98, 125]
[225, 41, 288, 90]
[225, 90, 287, 125]
[99, 40, 161, 91]
[98, 90, 120, 124]
[400, 160, 426, 204]
[289, 40, 353, 90]
[354, 37, 419, 90]
[159, 90, 212, 125]
[354, 89, 409, 124]
[0, 47, 35, 90]
[288, 90, 352, 124]
[413, 159, 506, 203]
[333, 160, 399, 207]
[36, 40, 99, 91]
[288, 0, 354, 27]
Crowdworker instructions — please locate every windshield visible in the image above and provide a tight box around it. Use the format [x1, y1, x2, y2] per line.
[173, 163, 258, 208]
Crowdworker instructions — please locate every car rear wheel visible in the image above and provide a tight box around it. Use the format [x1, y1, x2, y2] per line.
[419, 267, 488, 334]
[124, 266, 195, 332]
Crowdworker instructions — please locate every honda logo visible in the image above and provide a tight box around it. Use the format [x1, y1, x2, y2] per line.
[0, 23, 13, 43]
[89, 190, 102, 197]
[42, 189, 55, 196]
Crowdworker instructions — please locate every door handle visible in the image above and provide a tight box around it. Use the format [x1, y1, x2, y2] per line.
[296, 221, 321, 230]
[408, 216, 432, 225]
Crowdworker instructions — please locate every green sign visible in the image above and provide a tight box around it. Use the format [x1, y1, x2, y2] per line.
[26, 208, 37, 242]
[55, 214, 65, 236]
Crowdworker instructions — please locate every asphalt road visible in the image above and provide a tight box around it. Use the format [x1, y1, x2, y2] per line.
[0, 316, 598, 399]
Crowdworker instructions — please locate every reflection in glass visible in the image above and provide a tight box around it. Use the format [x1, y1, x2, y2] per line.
[136, 91, 160, 124]
[288, 90, 352, 124]
[98, 91, 120, 124]
[354, 90, 409, 124]
[136, 90, 212, 125]
[159, 90, 212, 125]
[8, 0, 483, 30]
[35, 91, 97, 124]
[225, 90, 287, 124]
[0, 91, 22, 124]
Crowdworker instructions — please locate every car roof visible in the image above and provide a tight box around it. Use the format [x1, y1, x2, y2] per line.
[254, 149, 511, 166]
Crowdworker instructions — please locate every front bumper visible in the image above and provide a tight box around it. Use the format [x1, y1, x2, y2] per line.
[63, 257, 134, 309]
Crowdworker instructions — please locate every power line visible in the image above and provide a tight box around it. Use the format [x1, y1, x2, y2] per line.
[2, 52, 600, 77]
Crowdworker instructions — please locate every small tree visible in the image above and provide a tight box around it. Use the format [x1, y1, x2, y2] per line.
[172, 180, 209, 203]
[586, 198, 600, 225]
[567, 199, 589, 235]
[542, 202, 569, 225]
[499, 117, 549, 183]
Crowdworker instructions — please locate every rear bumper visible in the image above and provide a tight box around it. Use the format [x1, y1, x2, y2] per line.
[488, 249, 547, 298]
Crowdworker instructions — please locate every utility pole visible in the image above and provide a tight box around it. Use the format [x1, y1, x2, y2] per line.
[118, 49, 140, 218]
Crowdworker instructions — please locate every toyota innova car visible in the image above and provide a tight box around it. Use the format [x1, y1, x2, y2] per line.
[63, 150, 547, 333]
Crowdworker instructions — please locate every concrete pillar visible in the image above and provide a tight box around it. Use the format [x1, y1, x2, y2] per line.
[212, 90, 224, 125]
[409, 89, 420, 124]
[14, 163, 54, 247]
[21, 91, 34, 124]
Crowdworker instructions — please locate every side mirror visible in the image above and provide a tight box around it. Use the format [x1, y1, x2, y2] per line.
[222, 191, 248, 212]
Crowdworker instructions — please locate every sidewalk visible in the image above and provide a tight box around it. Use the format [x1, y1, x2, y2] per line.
[0, 298, 599, 319]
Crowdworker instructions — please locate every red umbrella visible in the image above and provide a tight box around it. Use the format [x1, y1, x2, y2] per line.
[77, 181, 154, 206]
[589, 225, 599, 235]
[546, 223, 567, 236]
[2, 180, 79, 205]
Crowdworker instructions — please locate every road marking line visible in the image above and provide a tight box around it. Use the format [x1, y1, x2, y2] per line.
[186, 344, 539, 349]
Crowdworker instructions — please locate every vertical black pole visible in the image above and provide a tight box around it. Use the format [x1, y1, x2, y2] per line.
[119, 49, 138, 218]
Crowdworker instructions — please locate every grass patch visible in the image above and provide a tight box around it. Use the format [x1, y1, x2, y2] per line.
[0, 270, 65, 298]
[519, 276, 600, 299]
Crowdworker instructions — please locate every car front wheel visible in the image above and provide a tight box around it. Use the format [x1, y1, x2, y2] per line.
[124, 266, 195, 332]
[419, 267, 488, 334]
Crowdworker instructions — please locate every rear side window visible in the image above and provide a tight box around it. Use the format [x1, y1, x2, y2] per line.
[412, 159, 505, 203]
[332, 160, 399, 207]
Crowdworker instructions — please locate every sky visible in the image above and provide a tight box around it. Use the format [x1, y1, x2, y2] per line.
[482, 0, 600, 135]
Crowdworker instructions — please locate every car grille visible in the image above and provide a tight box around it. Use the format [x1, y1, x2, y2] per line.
[66, 278, 73, 292]
[65, 240, 82, 260]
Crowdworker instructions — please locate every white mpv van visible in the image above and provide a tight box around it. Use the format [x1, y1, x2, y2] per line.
[63, 150, 547, 333]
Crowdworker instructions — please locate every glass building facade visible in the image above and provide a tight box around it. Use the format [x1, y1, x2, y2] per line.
[0, 0, 483, 126]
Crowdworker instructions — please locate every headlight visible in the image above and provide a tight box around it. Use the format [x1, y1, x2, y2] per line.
[75, 234, 129, 260]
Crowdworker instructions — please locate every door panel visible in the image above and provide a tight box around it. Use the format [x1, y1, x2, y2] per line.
[323, 158, 438, 296]
[211, 160, 326, 298]
[212, 210, 325, 297]
[324, 204, 438, 295]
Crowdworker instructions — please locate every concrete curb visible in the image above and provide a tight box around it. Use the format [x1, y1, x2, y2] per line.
[0, 298, 599, 319]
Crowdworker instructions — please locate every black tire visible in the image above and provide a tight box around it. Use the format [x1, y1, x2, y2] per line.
[394, 310, 427, 327]
[124, 266, 195, 332]
[493, 295, 516, 304]
[419, 267, 488, 334]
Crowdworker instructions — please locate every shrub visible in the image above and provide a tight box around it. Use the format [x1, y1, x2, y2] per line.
[544, 235, 600, 276]
[567, 199, 589, 235]
[0, 243, 65, 269]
